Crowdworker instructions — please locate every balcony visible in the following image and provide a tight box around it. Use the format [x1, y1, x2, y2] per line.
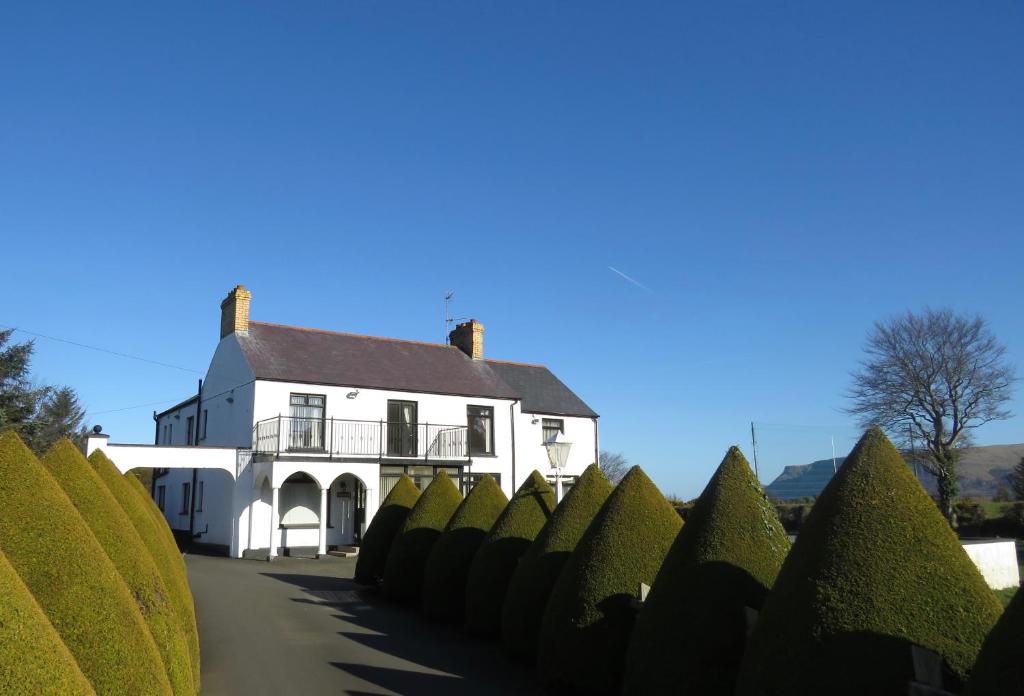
[252, 416, 470, 461]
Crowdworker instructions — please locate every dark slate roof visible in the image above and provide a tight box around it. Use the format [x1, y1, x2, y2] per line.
[484, 360, 598, 418]
[238, 322, 519, 399]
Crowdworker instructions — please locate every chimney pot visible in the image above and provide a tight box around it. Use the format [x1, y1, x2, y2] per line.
[449, 319, 484, 359]
[220, 285, 252, 339]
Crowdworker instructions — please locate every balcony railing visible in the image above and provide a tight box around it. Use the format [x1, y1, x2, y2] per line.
[252, 416, 470, 460]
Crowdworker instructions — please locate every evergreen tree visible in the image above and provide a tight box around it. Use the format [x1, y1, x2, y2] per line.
[1009, 456, 1024, 501]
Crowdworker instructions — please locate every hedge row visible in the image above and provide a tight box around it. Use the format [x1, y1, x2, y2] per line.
[42, 440, 194, 695]
[736, 428, 1003, 696]
[423, 474, 508, 622]
[623, 447, 790, 696]
[464, 471, 556, 636]
[92, 449, 201, 690]
[351, 430, 1018, 695]
[355, 474, 420, 586]
[0, 432, 174, 695]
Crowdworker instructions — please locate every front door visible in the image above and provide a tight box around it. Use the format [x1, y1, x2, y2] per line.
[387, 400, 418, 457]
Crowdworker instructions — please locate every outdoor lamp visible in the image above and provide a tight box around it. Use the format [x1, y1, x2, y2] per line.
[544, 431, 572, 501]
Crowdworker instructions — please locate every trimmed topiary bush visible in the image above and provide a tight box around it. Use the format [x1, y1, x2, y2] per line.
[965, 587, 1024, 696]
[501, 463, 614, 661]
[735, 427, 1003, 696]
[0, 432, 173, 695]
[464, 470, 556, 636]
[0, 549, 95, 695]
[355, 474, 420, 586]
[537, 465, 682, 695]
[622, 447, 790, 696]
[422, 475, 509, 622]
[382, 471, 463, 603]
[42, 440, 195, 696]
[89, 450, 200, 690]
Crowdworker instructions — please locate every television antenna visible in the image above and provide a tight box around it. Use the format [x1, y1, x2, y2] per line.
[444, 291, 455, 343]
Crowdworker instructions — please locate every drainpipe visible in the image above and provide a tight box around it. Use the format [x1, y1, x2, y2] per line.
[188, 379, 202, 538]
[593, 416, 600, 468]
[151, 410, 159, 497]
[509, 400, 518, 494]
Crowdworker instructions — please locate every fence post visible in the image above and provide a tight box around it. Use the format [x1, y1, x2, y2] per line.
[277, 414, 282, 456]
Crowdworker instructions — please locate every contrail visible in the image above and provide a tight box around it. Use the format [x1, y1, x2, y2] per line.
[608, 266, 653, 293]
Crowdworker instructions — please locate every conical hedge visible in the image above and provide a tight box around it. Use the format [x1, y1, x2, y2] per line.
[89, 450, 200, 689]
[0, 432, 173, 695]
[355, 474, 420, 586]
[735, 427, 1003, 696]
[422, 475, 509, 622]
[42, 440, 195, 696]
[537, 465, 682, 695]
[0, 548, 95, 695]
[965, 588, 1024, 696]
[464, 470, 556, 636]
[502, 463, 614, 661]
[622, 447, 790, 696]
[382, 471, 463, 603]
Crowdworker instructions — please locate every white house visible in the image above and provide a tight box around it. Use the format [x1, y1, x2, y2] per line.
[87, 285, 599, 560]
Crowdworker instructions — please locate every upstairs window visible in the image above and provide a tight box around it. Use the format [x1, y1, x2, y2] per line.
[186, 416, 195, 446]
[200, 409, 208, 440]
[157, 485, 166, 512]
[289, 394, 326, 451]
[180, 482, 191, 515]
[468, 405, 494, 455]
[542, 418, 564, 444]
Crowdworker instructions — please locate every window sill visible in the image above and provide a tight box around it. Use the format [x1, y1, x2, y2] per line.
[470, 453, 497, 458]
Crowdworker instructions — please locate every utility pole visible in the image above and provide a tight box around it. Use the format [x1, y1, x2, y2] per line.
[831, 435, 837, 474]
[750, 421, 760, 480]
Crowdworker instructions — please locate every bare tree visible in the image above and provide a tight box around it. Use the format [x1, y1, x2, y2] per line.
[848, 309, 1015, 525]
[599, 450, 629, 484]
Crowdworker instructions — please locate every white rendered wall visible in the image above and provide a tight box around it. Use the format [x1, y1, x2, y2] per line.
[199, 335, 256, 448]
[511, 403, 598, 491]
[961, 540, 1021, 590]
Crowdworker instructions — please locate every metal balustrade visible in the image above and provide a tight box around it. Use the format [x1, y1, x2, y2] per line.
[252, 416, 470, 460]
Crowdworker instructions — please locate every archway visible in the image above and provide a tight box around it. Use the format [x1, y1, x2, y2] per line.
[325, 473, 367, 549]
[278, 471, 321, 556]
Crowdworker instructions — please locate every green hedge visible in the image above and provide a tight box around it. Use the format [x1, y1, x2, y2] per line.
[355, 475, 420, 586]
[736, 428, 1003, 696]
[382, 471, 463, 603]
[623, 447, 790, 696]
[537, 466, 682, 695]
[464, 471, 555, 636]
[43, 440, 195, 695]
[966, 587, 1024, 696]
[501, 463, 613, 660]
[90, 450, 200, 690]
[422, 475, 508, 622]
[0, 432, 173, 695]
[0, 548, 95, 695]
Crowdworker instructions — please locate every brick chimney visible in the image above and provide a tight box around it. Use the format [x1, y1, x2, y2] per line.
[449, 319, 484, 359]
[220, 285, 252, 339]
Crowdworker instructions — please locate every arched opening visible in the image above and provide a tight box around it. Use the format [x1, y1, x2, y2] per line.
[278, 471, 321, 556]
[325, 473, 367, 549]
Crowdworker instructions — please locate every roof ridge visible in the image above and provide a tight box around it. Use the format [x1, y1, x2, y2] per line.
[485, 358, 547, 369]
[249, 321, 457, 350]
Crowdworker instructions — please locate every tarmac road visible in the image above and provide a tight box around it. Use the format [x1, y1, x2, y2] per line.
[186, 552, 542, 696]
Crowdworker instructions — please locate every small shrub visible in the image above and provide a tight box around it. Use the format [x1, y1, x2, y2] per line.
[966, 588, 1024, 696]
[735, 428, 1003, 696]
[623, 447, 790, 696]
[90, 450, 200, 690]
[422, 475, 508, 622]
[382, 471, 462, 603]
[0, 432, 173, 695]
[0, 549, 95, 695]
[955, 499, 987, 528]
[464, 471, 555, 636]
[355, 475, 420, 586]
[501, 464, 614, 661]
[43, 441, 194, 695]
[537, 466, 683, 695]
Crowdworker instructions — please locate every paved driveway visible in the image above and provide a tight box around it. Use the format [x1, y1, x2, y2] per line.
[186, 553, 543, 695]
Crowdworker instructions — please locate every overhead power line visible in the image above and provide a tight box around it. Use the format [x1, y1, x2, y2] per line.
[2, 326, 203, 374]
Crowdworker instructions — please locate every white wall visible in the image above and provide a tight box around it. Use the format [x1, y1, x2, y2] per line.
[512, 403, 598, 490]
[253, 380, 519, 496]
[199, 335, 256, 448]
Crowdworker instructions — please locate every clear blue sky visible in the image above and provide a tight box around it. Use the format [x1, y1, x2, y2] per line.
[2, 2, 1022, 498]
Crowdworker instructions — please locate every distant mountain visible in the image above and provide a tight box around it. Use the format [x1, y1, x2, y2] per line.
[765, 443, 1024, 501]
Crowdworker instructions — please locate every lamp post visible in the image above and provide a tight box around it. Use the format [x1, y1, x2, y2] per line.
[544, 431, 572, 502]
